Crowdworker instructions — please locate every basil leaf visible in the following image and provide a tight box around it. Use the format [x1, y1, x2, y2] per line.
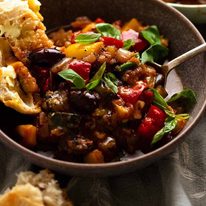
[116, 61, 136, 72]
[152, 88, 169, 109]
[151, 88, 175, 117]
[167, 89, 197, 110]
[140, 26, 168, 64]
[103, 72, 118, 93]
[141, 25, 161, 45]
[75, 33, 101, 44]
[123, 39, 135, 50]
[86, 62, 106, 90]
[96, 23, 121, 39]
[58, 69, 85, 89]
[141, 44, 169, 64]
[152, 117, 177, 145]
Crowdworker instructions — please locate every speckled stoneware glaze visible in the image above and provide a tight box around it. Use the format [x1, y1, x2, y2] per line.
[0, 0, 206, 176]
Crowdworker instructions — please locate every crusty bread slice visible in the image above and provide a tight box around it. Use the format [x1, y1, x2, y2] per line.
[0, 170, 73, 206]
[0, 0, 53, 63]
[0, 184, 44, 206]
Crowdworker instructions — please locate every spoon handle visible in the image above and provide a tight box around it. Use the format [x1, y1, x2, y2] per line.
[166, 43, 206, 72]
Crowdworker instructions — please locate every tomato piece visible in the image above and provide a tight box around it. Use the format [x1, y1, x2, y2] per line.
[118, 81, 147, 105]
[69, 60, 91, 81]
[140, 90, 154, 106]
[102, 37, 124, 48]
[137, 105, 166, 152]
[146, 105, 166, 128]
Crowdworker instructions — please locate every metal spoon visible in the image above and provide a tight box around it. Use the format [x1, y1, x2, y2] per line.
[153, 43, 206, 84]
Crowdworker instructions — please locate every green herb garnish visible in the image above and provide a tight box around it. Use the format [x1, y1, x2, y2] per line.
[75, 33, 101, 44]
[86, 62, 107, 90]
[141, 44, 169, 64]
[103, 72, 118, 93]
[116, 62, 137, 72]
[151, 88, 196, 145]
[140, 26, 168, 64]
[123, 39, 135, 50]
[58, 69, 85, 89]
[167, 89, 197, 110]
[96, 23, 121, 39]
[141, 26, 161, 45]
[152, 117, 177, 144]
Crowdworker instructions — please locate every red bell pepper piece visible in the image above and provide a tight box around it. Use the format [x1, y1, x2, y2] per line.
[118, 81, 147, 105]
[137, 105, 166, 152]
[102, 37, 124, 48]
[69, 60, 91, 81]
[95, 18, 105, 23]
[140, 89, 154, 106]
[134, 36, 149, 52]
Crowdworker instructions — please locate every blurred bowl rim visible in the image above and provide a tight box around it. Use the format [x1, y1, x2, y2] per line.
[168, 2, 206, 8]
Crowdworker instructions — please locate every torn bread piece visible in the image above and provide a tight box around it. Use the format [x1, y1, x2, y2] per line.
[0, 170, 73, 206]
[0, 0, 53, 63]
[0, 62, 40, 114]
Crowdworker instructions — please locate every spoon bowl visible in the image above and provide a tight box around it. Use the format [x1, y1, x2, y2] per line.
[153, 43, 206, 85]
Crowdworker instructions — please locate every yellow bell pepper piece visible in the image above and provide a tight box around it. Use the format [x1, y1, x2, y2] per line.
[64, 42, 104, 59]
[122, 18, 143, 32]
[82, 23, 96, 32]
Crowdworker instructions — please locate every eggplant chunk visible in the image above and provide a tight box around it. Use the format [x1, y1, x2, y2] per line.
[42, 90, 69, 112]
[70, 90, 100, 113]
[29, 48, 65, 67]
[67, 136, 93, 155]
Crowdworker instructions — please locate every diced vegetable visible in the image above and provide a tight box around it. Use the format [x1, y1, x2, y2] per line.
[68, 60, 91, 81]
[16, 125, 37, 148]
[134, 36, 149, 52]
[64, 42, 103, 60]
[84, 149, 105, 163]
[29, 48, 65, 67]
[118, 81, 147, 105]
[122, 18, 144, 32]
[82, 23, 96, 32]
[137, 105, 166, 151]
[102, 37, 123, 48]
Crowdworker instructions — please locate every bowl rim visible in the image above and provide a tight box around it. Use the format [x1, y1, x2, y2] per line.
[167, 2, 206, 8]
[0, 0, 206, 175]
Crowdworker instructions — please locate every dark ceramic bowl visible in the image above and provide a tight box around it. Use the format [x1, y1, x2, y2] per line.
[1, 0, 206, 176]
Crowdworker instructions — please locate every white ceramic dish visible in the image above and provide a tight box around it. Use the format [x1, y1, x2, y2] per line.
[168, 3, 206, 24]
